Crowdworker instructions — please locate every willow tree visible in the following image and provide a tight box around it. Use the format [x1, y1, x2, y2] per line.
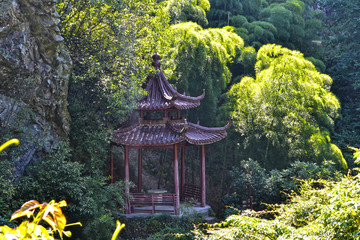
[229, 44, 346, 169]
[163, 22, 243, 126]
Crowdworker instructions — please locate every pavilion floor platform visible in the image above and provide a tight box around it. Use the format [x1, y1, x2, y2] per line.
[121, 203, 213, 221]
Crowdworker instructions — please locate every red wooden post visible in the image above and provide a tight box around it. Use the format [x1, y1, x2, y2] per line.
[110, 144, 114, 184]
[201, 145, 206, 207]
[173, 144, 180, 214]
[181, 147, 185, 199]
[138, 149, 142, 192]
[124, 145, 130, 214]
[124, 145, 130, 192]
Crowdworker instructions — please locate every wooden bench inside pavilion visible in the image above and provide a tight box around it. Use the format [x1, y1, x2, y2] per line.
[110, 54, 230, 216]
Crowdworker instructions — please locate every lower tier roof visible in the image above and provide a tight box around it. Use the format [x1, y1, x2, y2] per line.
[112, 118, 230, 147]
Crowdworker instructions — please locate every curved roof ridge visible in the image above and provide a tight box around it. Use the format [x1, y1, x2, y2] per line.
[187, 121, 231, 132]
[158, 70, 206, 103]
[137, 54, 206, 110]
[114, 117, 138, 134]
[157, 71, 175, 100]
[176, 88, 206, 102]
[166, 119, 186, 134]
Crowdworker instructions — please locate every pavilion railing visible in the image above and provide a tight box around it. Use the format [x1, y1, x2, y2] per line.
[181, 184, 201, 203]
[127, 193, 178, 215]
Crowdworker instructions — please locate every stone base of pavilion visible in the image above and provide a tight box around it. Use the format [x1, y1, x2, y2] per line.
[120, 203, 214, 221]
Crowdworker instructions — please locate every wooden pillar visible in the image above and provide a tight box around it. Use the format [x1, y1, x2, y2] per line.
[110, 144, 114, 184]
[138, 149, 142, 193]
[173, 144, 180, 214]
[124, 145, 130, 214]
[124, 146, 129, 193]
[180, 147, 185, 199]
[201, 145, 206, 207]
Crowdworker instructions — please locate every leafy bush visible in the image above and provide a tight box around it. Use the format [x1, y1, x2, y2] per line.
[224, 159, 340, 213]
[15, 142, 86, 217]
[0, 160, 16, 227]
[267, 160, 341, 201]
[14, 141, 126, 240]
[196, 173, 360, 239]
[224, 159, 269, 212]
[118, 214, 203, 239]
[0, 139, 19, 227]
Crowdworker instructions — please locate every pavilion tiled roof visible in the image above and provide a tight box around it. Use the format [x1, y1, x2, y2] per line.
[112, 118, 230, 146]
[138, 71, 205, 110]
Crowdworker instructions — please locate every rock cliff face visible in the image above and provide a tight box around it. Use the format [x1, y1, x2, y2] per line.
[0, 0, 71, 176]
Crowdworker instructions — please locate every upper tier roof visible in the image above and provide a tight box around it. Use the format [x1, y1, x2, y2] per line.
[138, 54, 205, 111]
[111, 53, 230, 147]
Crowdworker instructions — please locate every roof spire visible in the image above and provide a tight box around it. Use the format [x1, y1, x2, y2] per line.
[152, 53, 161, 69]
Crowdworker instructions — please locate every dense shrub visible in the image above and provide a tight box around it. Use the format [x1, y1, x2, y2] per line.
[224, 159, 340, 214]
[13, 141, 126, 240]
[196, 173, 360, 239]
[118, 214, 203, 239]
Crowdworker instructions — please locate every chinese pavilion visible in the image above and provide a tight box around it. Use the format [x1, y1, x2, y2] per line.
[110, 54, 230, 214]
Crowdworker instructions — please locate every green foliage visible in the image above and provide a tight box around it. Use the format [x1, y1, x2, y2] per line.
[118, 214, 202, 239]
[306, 56, 326, 73]
[15, 142, 84, 211]
[0, 140, 19, 227]
[14, 141, 126, 240]
[163, 22, 243, 125]
[267, 160, 340, 194]
[349, 146, 360, 166]
[195, 173, 360, 239]
[228, 44, 344, 169]
[226, 159, 269, 209]
[208, 0, 324, 59]
[165, 0, 210, 26]
[58, 0, 170, 120]
[320, 0, 360, 169]
[224, 159, 340, 213]
[231, 46, 257, 81]
[67, 90, 111, 177]
[0, 159, 16, 221]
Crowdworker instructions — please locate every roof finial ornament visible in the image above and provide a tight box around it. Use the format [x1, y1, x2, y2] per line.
[152, 53, 161, 69]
